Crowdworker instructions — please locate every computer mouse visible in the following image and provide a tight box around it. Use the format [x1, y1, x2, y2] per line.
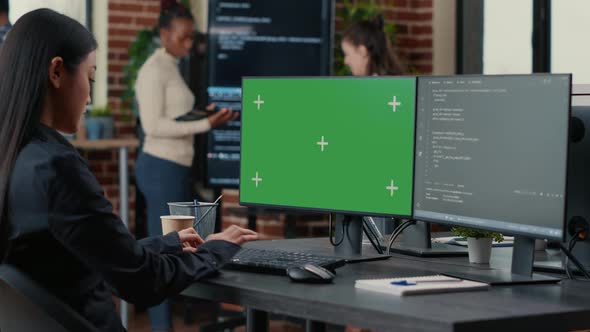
[286, 264, 335, 283]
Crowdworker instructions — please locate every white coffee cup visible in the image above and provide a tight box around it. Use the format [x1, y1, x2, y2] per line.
[160, 215, 195, 235]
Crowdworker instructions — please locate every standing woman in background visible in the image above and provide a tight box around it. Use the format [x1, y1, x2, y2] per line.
[341, 15, 406, 76]
[134, 2, 237, 332]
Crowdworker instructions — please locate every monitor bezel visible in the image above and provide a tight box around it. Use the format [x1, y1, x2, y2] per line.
[412, 73, 572, 242]
[238, 75, 418, 219]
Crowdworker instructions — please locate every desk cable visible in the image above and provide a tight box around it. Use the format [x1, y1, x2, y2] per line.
[362, 217, 384, 254]
[328, 213, 345, 246]
[561, 229, 590, 280]
[387, 219, 417, 255]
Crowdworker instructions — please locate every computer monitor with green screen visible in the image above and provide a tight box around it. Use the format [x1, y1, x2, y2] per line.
[240, 77, 416, 257]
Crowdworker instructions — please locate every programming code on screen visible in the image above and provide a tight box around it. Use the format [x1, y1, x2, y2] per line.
[414, 75, 570, 239]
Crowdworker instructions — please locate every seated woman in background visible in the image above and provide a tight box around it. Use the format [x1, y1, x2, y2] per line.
[0, 9, 257, 332]
[341, 15, 406, 76]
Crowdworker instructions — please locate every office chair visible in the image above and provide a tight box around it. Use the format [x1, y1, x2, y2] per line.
[0, 264, 99, 332]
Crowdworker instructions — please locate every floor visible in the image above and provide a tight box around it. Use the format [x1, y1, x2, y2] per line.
[122, 298, 371, 332]
[125, 300, 307, 332]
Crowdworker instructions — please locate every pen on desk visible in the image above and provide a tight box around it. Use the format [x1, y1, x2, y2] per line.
[390, 280, 416, 286]
[390, 278, 463, 286]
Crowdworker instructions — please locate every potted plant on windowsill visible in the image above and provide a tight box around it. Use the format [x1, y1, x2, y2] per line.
[452, 227, 504, 264]
[86, 106, 113, 140]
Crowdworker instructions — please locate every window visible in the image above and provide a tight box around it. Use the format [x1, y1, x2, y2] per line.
[483, 0, 533, 74]
[9, 0, 88, 27]
[552, 0, 590, 84]
[8, 0, 107, 106]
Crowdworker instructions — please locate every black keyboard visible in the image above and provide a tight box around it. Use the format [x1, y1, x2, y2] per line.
[225, 248, 346, 275]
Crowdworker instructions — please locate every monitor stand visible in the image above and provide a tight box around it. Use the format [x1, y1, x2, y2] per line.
[534, 239, 590, 275]
[332, 214, 390, 263]
[384, 221, 468, 257]
[444, 236, 560, 285]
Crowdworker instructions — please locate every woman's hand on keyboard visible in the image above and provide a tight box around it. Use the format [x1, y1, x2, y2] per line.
[178, 228, 205, 253]
[206, 225, 259, 245]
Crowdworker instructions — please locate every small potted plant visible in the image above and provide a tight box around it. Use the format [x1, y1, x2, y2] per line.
[86, 106, 114, 140]
[452, 227, 504, 264]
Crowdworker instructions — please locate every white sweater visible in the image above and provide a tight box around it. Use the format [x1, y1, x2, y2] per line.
[135, 48, 211, 166]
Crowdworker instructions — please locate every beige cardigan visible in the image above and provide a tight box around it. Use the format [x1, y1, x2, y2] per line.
[135, 48, 210, 166]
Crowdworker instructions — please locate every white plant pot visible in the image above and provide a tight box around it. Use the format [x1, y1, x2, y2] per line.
[535, 239, 547, 251]
[467, 237, 493, 264]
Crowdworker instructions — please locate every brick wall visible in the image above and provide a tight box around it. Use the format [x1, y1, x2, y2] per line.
[89, 0, 434, 237]
[382, 0, 434, 73]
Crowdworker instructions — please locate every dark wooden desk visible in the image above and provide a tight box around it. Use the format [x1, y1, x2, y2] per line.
[182, 238, 590, 332]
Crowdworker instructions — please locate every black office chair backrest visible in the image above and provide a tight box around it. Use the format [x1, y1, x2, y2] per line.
[0, 264, 100, 332]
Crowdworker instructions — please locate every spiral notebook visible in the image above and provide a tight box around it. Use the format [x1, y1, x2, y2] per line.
[355, 275, 489, 296]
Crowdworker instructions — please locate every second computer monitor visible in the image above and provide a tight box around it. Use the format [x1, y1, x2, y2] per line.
[413, 74, 571, 241]
[240, 77, 416, 217]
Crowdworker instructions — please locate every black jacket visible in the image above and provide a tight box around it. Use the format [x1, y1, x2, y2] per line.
[6, 125, 240, 332]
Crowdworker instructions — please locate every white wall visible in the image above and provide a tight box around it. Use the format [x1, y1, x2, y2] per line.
[483, 0, 532, 74]
[9, 0, 87, 26]
[9, 0, 107, 105]
[92, 0, 108, 107]
[552, 0, 590, 84]
[191, 0, 208, 32]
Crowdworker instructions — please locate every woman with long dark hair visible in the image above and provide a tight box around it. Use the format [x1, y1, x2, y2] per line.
[341, 15, 406, 76]
[0, 9, 257, 332]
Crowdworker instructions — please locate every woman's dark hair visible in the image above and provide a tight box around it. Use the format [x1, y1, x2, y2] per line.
[159, 1, 194, 29]
[342, 15, 406, 76]
[0, 9, 97, 260]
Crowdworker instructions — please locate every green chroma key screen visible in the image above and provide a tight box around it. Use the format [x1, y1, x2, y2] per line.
[240, 77, 416, 216]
